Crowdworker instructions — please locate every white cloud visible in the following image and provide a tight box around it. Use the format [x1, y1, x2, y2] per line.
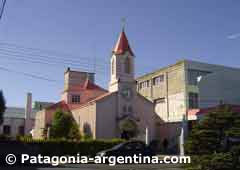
[227, 33, 240, 39]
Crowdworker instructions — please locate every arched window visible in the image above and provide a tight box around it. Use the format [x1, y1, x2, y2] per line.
[112, 58, 115, 75]
[124, 57, 131, 74]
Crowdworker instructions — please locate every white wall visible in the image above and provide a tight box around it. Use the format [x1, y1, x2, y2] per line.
[154, 92, 186, 122]
[72, 103, 97, 139]
[96, 93, 117, 139]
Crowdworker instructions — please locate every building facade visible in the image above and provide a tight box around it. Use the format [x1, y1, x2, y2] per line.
[0, 93, 52, 137]
[33, 29, 160, 142]
[137, 60, 240, 146]
[137, 59, 240, 122]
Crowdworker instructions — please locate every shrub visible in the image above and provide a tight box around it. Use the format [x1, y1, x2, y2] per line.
[185, 105, 240, 170]
[17, 138, 124, 156]
[0, 134, 11, 141]
[50, 109, 81, 140]
[0, 90, 6, 126]
[185, 153, 234, 170]
[231, 145, 240, 168]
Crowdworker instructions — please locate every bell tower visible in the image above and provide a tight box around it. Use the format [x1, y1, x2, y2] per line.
[109, 28, 135, 92]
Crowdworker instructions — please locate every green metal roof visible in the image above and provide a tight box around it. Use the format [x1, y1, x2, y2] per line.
[4, 107, 38, 119]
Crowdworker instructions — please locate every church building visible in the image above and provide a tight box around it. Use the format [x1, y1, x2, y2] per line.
[33, 28, 162, 141]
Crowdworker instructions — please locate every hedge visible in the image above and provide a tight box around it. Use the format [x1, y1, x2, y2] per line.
[17, 138, 124, 156]
[184, 146, 240, 170]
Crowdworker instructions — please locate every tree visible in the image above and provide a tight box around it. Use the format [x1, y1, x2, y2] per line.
[185, 105, 240, 170]
[119, 118, 139, 139]
[0, 90, 6, 125]
[50, 109, 81, 140]
[68, 121, 81, 140]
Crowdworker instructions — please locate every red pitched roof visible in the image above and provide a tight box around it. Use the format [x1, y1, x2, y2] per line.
[71, 92, 117, 110]
[113, 29, 134, 56]
[48, 80, 108, 111]
[188, 104, 240, 117]
[83, 79, 103, 90]
[64, 79, 107, 92]
[45, 101, 70, 112]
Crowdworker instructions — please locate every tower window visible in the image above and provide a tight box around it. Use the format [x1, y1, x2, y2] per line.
[124, 57, 131, 74]
[112, 58, 115, 75]
[72, 95, 80, 103]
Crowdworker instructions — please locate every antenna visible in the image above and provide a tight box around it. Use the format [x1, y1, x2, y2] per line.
[121, 17, 127, 30]
[92, 43, 97, 74]
[0, 0, 6, 21]
[93, 55, 96, 73]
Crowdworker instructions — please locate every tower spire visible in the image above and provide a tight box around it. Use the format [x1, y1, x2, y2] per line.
[112, 21, 134, 56]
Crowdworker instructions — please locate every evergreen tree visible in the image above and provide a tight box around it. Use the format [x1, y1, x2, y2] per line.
[68, 121, 81, 140]
[0, 90, 6, 125]
[185, 105, 240, 170]
[50, 109, 81, 140]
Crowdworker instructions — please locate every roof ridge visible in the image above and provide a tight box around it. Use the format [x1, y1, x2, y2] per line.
[71, 92, 117, 110]
[113, 30, 134, 56]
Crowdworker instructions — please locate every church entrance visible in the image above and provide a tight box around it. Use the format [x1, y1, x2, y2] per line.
[119, 118, 139, 140]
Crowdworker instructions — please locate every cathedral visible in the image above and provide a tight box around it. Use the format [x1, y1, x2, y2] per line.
[33, 28, 162, 141]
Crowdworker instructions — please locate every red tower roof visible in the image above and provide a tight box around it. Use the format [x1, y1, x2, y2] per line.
[113, 30, 134, 56]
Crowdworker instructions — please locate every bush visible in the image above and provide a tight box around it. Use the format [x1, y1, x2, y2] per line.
[50, 110, 81, 140]
[0, 134, 11, 141]
[0, 90, 6, 126]
[231, 145, 240, 168]
[185, 105, 240, 170]
[17, 138, 124, 156]
[209, 153, 233, 170]
[185, 153, 234, 170]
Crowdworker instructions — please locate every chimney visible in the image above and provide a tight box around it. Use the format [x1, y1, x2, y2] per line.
[25, 92, 32, 135]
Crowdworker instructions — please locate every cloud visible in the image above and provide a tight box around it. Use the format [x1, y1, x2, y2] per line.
[227, 33, 240, 39]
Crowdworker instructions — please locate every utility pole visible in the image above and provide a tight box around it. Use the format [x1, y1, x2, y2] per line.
[179, 114, 187, 155]
[0, 0, 6, 21]
[145, 126, 149, 145]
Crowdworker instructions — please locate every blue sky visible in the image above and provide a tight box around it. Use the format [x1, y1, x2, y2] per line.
[0, 0, 240, 107]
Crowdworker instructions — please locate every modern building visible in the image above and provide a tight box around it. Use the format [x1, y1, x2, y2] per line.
[0, 93, 53, 138]
[33, 28, 161, 141]
[137, 59, 240, 121]
[137, 60, 240, 145]
[198, 69, 240, 108]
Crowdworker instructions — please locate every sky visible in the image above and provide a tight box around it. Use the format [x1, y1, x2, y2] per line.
[0, 0, 240, 107]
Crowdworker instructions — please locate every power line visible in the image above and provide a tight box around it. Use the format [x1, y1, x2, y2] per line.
[0, 51, 108, 73]
[0, 42, 110, 83]
[0, 41, 116, 75]
[0, 44, 111, 74]
[0, 0, 6, 21]
[0, 42, 109, 65]
[0, 43, 110, 74]
[0, 65, 60, 83]
[0, 47, 108, 68]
